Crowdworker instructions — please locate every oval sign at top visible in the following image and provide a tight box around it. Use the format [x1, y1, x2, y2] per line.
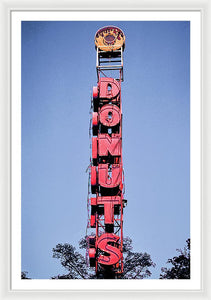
[95, 26, 125, 52]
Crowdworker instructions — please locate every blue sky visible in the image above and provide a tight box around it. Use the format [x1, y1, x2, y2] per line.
[21, 20, 190, 279]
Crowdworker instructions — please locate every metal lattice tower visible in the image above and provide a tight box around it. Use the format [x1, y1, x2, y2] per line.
[87, 26, 127, 279]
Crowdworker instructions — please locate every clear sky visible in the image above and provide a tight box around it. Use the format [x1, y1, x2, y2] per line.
[21, 20, 190, 279]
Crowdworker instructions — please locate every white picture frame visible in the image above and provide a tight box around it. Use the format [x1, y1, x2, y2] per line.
[0, 0, 210, 299]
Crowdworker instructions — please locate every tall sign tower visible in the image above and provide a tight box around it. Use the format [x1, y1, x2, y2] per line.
[87, 26, 126, 279]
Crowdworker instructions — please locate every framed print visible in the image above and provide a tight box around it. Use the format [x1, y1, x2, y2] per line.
[0, 0, 210, 299]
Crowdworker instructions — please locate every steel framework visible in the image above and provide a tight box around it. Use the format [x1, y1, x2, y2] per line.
[87, 26, 126, 279]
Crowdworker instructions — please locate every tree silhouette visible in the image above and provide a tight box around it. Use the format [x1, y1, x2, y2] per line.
[52, 236, 155, 279]
[160, 239, 190, 279]
[21, 271, 31, 279]
[52, 243, 93, 279]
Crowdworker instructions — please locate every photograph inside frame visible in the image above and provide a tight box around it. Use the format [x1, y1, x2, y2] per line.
[11, 10, 201, 291]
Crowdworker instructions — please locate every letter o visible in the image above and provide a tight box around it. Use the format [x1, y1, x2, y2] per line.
[99, 104, 120, 127]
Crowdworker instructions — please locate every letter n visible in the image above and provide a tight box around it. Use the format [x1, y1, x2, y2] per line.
[98, 134, 121, 157]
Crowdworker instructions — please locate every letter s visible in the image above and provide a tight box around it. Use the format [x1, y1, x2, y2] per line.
[97, 233, 122, 265]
